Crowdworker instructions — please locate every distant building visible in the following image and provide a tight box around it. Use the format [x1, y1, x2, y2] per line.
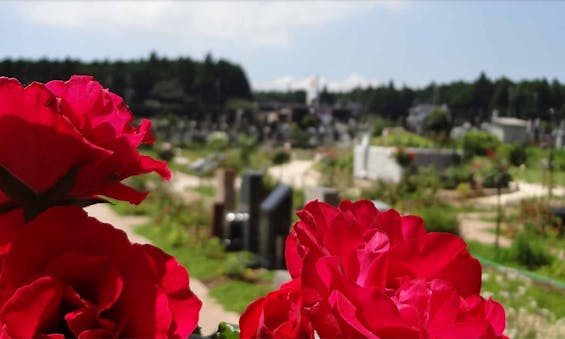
[406, 104, 450, 134]
[482, 114, 529, 144]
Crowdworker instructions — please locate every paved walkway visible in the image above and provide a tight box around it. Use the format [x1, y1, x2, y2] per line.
[470, 181, 565, 208]
[267, 159, 319, 188]
[458, 212, 511, 248]
[84, 204, 239, 335]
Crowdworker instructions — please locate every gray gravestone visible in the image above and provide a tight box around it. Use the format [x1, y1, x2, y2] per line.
[259, 185, 293, 269]
[305, 186, 340, 206]
[240, 171, 265, 252]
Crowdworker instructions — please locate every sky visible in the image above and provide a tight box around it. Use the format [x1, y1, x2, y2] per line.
[1, 1, 564, 91]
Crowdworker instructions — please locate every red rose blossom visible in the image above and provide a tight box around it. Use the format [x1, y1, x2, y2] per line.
[242, 200, 507, 338]
[0, 206, 201, 337]
[0, 76, 170, 220]
[240, 279, 313, 339]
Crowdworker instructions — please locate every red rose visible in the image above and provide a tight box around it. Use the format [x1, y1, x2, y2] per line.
[46, 76, 170, 204]
[278, 200, 505, 338]
[392, 279, 507, 338]
[0, 206, 201, 337]
[240, 279, 313, 339]
[0, 76, 169, 220]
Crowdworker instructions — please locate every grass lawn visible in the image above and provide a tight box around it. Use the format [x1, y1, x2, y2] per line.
[481, 268, 565, 338]
[135, 223, 274, 313]
[468, 240, 565, 283]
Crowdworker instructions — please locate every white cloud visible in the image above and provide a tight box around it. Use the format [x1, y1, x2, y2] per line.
[253, 73, 380, 92]
[13, 1, 378, 48]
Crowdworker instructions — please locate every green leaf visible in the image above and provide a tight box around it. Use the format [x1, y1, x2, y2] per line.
[216, 322, 240, 339]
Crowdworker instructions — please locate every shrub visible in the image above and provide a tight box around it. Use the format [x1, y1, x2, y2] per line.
[442, 165, 474, 189]
[461, 131, 501, 159]
[222, 252, 256, 281]
[506, 143, 527, 166]
[519, 199, 563, 236]
[412, 208, 459, 235]
[456, 182, 472, 199]
[157, 148, 175, 162]
[272, 149, 291, 165]
[482, 168, 512, 188]
[371, 130, 436, 148]
[510, 230, 553, 269]
[207, 131, 230, 151]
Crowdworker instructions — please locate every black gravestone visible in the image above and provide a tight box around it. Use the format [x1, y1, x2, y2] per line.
[239, 171, 265, 252]
[259, 185, 293, 269]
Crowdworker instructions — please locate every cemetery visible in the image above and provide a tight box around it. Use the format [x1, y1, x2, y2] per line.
[100, 110, 565, 337]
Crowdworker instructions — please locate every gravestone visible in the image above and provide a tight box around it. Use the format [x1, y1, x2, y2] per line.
[211, 201, 224, 238]
[211, 168, 236, 239]
[305, 186, 339, 206]
[259, 185, 293, 269]
[240, 171, 265, 252]
[215, 168, 236, 210]
[224, 212, 249, 251]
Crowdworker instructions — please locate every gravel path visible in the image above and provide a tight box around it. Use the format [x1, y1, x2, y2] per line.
[458, 212, 511, 247]
[469, 181, 565, 208]
[267, 159, 319, 188]
[84, 203, 239, 335]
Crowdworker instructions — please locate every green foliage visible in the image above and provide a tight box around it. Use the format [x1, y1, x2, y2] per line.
[253, 90, 306, 103]
[371, 117, 385, 137]
[236, 134, 257, 169]
[316, 149, 354, 189]
[156, 148, 175, 162]
[224, 99, 256, 114]
[271, 149, 291, 165]
[423, 108, 451, 142]
[289, 124, 311, 148]
[209, 280, 273, 314]
[412, 208, 459, 235]
[393, 147, 416, 168]
[482, 167, 513, 188]
[519, 198, 563, 236]
[215, 322, 240, 339]
[222, 252, 255, 280]
[442, 165, 474, 189]
[193, 185, 216, 197]
[0, 54, 252, 119]
[207, 131, 229, 151]
[456, 182, 472, 199]
[500, 143, 528, 166]
[511, 230, 554, 269]
[371, 130, 436, 148]
[461, 131, 501, 159]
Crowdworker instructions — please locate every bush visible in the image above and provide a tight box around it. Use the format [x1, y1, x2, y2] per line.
[510, 230, 553, 269]
[157, 148, 175, 162]
[371, 130, 436, 148]
[207, 131, 229, 151]
[519, 199, 563, 236]
[506, 143, 527, 166]
[482, 168, 512, 188]
[222, 252, 256, 281]
[461, 131, 501, 159]
[271, 150, 291, 165]
[412, 208, 459, 235]
[456, 182, 472, 199]
[442, 165, 474, 189]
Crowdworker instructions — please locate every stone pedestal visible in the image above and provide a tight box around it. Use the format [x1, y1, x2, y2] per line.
[305, 186, 340, 206]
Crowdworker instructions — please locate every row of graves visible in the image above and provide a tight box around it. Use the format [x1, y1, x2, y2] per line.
[151, 114, 360, 151]
[210, 169, 339, 269]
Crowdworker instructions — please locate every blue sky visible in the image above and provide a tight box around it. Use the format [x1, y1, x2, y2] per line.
[1, 1, 564, 91]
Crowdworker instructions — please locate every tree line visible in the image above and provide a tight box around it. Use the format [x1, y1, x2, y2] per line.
[334, 73, 565, 124]
[256, 73, 565, 125]
[0, 52, 252, 118]
[3, 53, 563, 126]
